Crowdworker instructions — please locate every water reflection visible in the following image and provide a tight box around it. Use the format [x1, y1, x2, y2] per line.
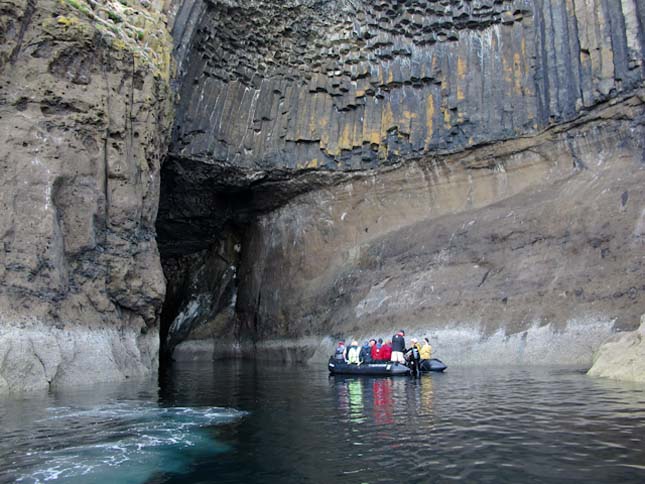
[373, 378, 394, 425]
[330, 375, 435, 427]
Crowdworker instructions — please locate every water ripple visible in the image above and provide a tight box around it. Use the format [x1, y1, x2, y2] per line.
[0, 401, 246, 483]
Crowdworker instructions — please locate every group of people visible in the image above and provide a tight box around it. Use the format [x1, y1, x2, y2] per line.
[334, 330, 432, 369]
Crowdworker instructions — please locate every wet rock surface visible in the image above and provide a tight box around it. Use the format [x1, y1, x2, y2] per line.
[0, 0, 174, 392]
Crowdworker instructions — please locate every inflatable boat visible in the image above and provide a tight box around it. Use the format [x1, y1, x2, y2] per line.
[328, 358, 447, 376]
[420, 358, 448, 372]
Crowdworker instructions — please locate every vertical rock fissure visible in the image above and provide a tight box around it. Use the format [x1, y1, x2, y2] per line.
[100, 36, 112, 222]
[8, 0, 38, 64]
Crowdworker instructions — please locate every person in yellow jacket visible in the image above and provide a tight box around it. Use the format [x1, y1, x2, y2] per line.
[346, 340, 362, 364]
[420, 337, 432, 360]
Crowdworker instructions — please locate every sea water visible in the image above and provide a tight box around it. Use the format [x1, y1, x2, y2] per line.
[1, 361, 645, 483]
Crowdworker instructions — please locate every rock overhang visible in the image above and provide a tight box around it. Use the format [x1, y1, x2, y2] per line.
[158, 0, 645, 256]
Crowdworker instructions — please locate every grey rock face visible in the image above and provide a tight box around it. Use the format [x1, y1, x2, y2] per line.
[2, 0, 644, 386]
[0, 0, 174, 392]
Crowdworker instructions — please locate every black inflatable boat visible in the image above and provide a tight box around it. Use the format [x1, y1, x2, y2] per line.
[419, 358, 448, 372]
[328, 358, 447, 376]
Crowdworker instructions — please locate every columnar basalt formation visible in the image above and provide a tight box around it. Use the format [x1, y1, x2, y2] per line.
[161, 0, 645, 366]
[162, 0, 645, 255]
[0, 0, 175, 392]
[172, 0, 644, 170]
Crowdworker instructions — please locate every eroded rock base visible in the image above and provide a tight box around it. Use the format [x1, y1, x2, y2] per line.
[0, 320, 158, 394]
[588, 315, 645, 382]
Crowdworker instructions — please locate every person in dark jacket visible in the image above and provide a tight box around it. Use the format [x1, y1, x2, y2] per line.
[359, 340, 372, 364]
[404, 338, 421, 377]
[391, 330, 406, 363]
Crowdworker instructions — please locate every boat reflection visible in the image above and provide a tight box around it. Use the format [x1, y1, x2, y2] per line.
[330, 375, 434, 425]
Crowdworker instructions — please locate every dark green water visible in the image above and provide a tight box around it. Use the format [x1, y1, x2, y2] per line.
[1, 361, 645, 483]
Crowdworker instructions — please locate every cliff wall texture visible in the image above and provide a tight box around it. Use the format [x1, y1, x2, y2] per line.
[0, 0, 174, 392]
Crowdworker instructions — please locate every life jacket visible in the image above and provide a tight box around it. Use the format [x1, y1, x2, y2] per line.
[347, 345, 361, 364]
[381, 344, 392, 361]
[335, 345, 345, 360]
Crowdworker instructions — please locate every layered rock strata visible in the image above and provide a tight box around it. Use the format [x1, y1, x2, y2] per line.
[0, 0, 174, 392]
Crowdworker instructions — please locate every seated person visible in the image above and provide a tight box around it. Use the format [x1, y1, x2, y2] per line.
[334, 341, 346, 361]
[371, 338, 384, 361]
[346, 340, 361, 364]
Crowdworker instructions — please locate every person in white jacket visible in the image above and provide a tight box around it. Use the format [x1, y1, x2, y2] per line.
[346, 340, 361, 364]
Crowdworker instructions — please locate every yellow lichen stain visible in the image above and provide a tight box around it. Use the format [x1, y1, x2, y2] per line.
[364, 114, 382, 146]
[443, 108, 451, 129]
[112, 38, 127, 51]
[380, 102, 394, 140]
[378, 143, 388, 160]
[307, 159, 319, 169]
[56, 15, 79, 27]
[513, 52, 522, 95]
[457, 57, 466, 101]
[338, 121, 354, 151]
[399, 109, 413, 136]
[424, 95, 434, 149]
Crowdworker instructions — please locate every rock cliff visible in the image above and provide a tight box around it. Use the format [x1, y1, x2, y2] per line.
[160, 0, 645, 367]
[0, 0, 174, 392]
[1, 0, 645, 391]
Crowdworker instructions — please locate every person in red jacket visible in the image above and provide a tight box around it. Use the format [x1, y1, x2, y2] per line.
[381, 339, 393, 361]
[371, 338, 384, 361]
